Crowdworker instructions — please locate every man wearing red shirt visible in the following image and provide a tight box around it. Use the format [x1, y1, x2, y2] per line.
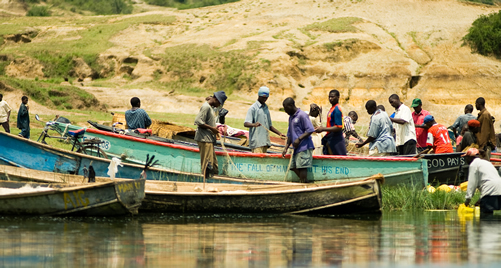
[411, 98, 430, 152]
[423, 115, 453, 154]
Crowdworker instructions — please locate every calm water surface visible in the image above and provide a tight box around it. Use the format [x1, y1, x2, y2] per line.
[1, 211, 501, 267]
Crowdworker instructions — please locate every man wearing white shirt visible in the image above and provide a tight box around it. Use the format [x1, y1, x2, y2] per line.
[388, 94, 417, 155]
[463, 148, 501, 214]
[0, 94, 12, 133]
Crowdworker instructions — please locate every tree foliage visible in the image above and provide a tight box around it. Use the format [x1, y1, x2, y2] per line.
[61, 0, 133, 14]
[145, 0, 239, 10]
[463, 10, 501, 57]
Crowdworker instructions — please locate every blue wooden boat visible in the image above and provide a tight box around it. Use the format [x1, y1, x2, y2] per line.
[0, 170, 145, 216]
[0, 132, 282, 185]
[52, 123, 429, 186]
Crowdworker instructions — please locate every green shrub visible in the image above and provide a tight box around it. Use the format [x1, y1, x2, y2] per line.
[463, 10, 501, 57]
[464, 0, 495, 4]
[302, 17, 362, 33]
[27, 6, 51, 17]
[0, 76, 100, 110]
[160, 44, 266, 94]
[57, 0, 133, 15]
[145, 0, 240, 9]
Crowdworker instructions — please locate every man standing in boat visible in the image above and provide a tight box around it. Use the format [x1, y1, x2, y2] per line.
[410, 98, 430, 152]
[423, 115, 453, 154]
[315, 89, 347, 155]
[355, 100, 396, 156]
[195, 91, 227, 178]
[388, 94, 417, 155]
[0, 94, 12, 133]
[450, 104, 476, 139]
[315, 89, 346, 155]
[282, 97, 315, 183]
[475, 97, 496, 161]
[244, 86, 285, 153]
[125, 97, 152, 130]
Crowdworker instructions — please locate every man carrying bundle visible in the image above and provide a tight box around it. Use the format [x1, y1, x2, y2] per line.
[282, 97, 315, 183]
[195, 91, 227, 178]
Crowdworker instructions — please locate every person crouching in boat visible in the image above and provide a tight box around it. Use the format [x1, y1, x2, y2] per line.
[456, 119, 480, 152]
[463, 148, 501, 214]
[423, 115, 453, 154]
[282, 97, 315, 183]
[355, 100, 396, 156]
[125, 97, 152, 130]
[194, 91, 227, 178]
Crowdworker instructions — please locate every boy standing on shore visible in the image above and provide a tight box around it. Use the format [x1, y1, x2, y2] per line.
[17, 96, 30, 139]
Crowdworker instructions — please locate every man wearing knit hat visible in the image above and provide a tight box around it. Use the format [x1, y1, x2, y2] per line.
[195, 91, 227, 178]
[456, 119, 480, 152]
[463, 148, 501, 214]
[423, 115, 453, 154]
[244, 86, 285, 153]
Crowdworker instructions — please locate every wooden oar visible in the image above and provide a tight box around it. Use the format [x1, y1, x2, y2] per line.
[283, 149, 294, 182]
[413, 148, 431, 158]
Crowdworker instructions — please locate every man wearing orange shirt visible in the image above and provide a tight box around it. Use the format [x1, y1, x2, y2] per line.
[423, 115, 453, 154]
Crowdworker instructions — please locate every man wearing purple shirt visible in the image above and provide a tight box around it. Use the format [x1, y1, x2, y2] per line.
[281, 97, 315, 183]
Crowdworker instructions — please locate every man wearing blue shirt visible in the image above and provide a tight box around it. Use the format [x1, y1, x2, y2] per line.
[125, 97, 152, 130]
[356, 100, 397, 156]
[244, 86, 285, 153]
[282, 97, 315, 183]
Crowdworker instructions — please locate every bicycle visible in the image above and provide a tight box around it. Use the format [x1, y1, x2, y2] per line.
[36, 114, 109, 159]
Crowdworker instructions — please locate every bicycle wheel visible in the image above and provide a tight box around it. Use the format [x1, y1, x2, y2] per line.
[77, 145, 109, 159]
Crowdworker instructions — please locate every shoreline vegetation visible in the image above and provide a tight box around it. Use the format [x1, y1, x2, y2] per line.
[382, 185, 478, 211]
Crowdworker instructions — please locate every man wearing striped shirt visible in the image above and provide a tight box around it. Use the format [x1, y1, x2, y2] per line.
[343, 111, 363, 145]
[125, 97, 152, 130]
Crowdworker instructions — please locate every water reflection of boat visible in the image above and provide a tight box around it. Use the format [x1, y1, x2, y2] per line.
[0, 177, 145, 216]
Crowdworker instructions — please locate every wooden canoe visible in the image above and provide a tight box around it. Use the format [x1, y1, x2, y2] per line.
[0, 175, 145, 216]
[52, 123, 428, 186]
[1, 165, 382, 215]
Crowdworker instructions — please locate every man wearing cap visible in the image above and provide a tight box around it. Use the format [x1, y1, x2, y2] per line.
[388, 94, 417, 155]
[0, 94, 12, 133]
[125, 97, 152, 130]
[355, 100, 396, 156]
[457, 119, 480, 152]
[475, 97, 496, 161]
[410, 98, 430, 152]
[450, 104, 476, 139]
[423, 115, 453, 154]
[244, 86, 285, 153]
[195, 91, 227, 178]
[315, 89, 347, 155]
[463, 148, 501, 214]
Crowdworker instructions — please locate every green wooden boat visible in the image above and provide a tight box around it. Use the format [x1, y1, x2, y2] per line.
[0, 167, 145, 216]
[53, 123, 429, 187]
